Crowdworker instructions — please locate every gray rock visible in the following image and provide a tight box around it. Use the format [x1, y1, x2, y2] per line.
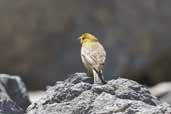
[160, 92, 171, 105]
[149, 82, 171, 105]
[29, 91, 46, 103]
[0, 74, 31, 114]
[27, 73, 171, 114]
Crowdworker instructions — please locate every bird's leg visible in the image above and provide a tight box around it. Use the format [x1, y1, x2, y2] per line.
[93, 70, 103, 84]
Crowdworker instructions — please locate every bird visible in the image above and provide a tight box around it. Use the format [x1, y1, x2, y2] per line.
[78, 33, 106, 84]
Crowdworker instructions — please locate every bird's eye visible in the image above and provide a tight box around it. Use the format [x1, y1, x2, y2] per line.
[82, 37, 85, 40]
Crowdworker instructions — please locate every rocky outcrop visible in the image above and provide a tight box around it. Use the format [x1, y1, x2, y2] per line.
[0, 74, 30, 114]
[149, 82, 171, 105]
[27, 73, 171, 114]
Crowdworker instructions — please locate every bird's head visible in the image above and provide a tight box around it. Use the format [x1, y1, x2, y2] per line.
[78, 33, 98, 44]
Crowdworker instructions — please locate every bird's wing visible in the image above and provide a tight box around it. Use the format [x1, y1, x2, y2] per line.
[81, 46, 96, 69]
[81, 42, 106, 71]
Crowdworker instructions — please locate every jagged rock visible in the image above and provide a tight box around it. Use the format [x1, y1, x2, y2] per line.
[0, 74, 31, 114]
[27, 73, 171, 114]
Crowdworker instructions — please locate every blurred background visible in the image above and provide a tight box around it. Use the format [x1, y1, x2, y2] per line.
[0, 0, 170, 90]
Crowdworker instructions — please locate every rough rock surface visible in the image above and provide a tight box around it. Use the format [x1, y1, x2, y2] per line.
[27, 73, 171, 114]
[0, 74, 31, 114]
[160, 92, 171, 105]
[149, 82, 171, 105]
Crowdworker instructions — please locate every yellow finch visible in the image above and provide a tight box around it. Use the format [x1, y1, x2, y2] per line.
[78, 33, 106, 84]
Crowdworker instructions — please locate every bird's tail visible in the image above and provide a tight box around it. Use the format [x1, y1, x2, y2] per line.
[93, 70, 106, 84]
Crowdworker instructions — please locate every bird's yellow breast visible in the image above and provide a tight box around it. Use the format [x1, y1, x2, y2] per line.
[82, 41, 98, 47]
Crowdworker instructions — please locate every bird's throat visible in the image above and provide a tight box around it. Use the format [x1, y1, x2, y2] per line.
[82, 41, 97, 46]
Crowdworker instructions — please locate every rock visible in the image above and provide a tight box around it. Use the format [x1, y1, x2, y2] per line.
[0, 74, 31, 114]
[160, 92, 171, 105]
[27, 73, 171, 114]
[149, 82, 171, 105]
[29, 91, 46, 103]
